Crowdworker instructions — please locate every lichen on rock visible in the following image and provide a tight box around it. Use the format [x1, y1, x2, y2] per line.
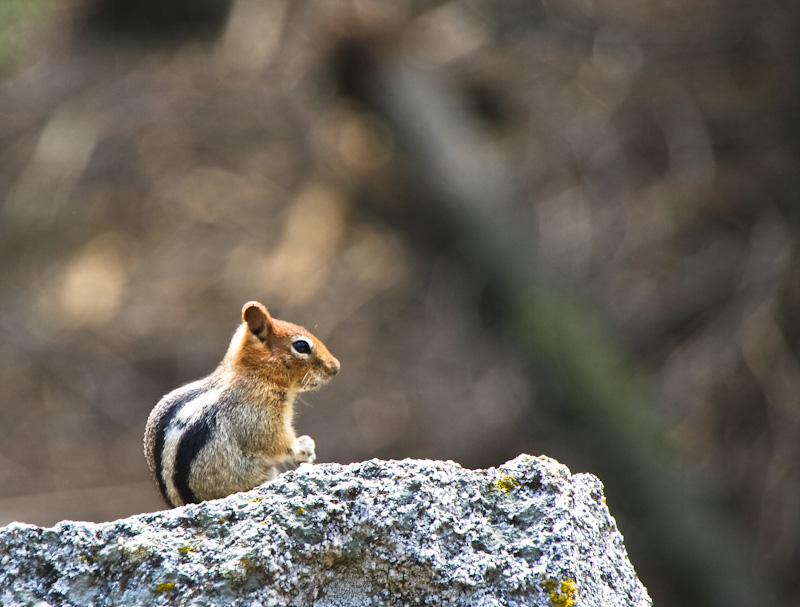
[0, 455, 652, 606]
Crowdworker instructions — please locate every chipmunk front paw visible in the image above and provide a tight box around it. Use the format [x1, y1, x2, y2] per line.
[293, 435, 316, 464]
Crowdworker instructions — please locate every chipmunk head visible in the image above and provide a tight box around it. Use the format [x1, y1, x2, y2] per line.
[235, 301, 340, 391]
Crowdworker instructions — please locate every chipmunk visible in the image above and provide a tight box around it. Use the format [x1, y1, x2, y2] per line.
[143, 301, 340, 508]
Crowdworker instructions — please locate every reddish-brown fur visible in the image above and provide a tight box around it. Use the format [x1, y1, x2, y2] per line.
[223, 301, 340, 460]
[231, 302, 339, 392]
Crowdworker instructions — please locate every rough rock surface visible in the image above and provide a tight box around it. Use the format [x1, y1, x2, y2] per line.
[0, 455, 651, 607]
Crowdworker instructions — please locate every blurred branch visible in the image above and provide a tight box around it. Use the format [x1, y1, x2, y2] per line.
[81, 0, 232, 43]
[345, 42, 774, 607]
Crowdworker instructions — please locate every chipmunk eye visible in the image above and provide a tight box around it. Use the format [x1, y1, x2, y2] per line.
[291, 339, 312, 355]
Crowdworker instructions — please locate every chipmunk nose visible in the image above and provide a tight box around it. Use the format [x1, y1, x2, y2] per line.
[329, 358, 341, 376]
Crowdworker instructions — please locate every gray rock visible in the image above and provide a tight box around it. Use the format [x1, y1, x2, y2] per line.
[0, 455, 652, 606]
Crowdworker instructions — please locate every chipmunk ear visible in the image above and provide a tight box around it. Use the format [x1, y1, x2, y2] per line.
[242, 301, 273, 342]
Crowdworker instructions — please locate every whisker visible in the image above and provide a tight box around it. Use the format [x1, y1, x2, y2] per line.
[296, 395, 315, 408]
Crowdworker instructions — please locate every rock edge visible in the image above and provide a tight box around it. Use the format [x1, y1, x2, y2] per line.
[0, 455, 652, 607]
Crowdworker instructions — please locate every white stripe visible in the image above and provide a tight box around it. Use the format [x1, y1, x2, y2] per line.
[160, 385, 223, 506]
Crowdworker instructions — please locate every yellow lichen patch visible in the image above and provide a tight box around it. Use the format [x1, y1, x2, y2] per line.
[249, 496, 264, 504]
[178, 544, 194, 555]
[493, 475, 521, 493]
[220, 553, 256, 583]
[155, 582, 176, 595]
[296, 507, 306, 515]
[543, 578, 577, 607]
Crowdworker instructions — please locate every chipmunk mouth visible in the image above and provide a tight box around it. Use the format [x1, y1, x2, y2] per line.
[300, 370, 333, 391]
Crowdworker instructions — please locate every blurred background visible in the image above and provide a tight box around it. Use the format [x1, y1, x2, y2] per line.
[1, 0, 798, 605]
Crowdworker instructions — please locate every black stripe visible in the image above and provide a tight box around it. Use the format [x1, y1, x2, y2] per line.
[173, 407, 217, 505]
[152, 385, 206, 507]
